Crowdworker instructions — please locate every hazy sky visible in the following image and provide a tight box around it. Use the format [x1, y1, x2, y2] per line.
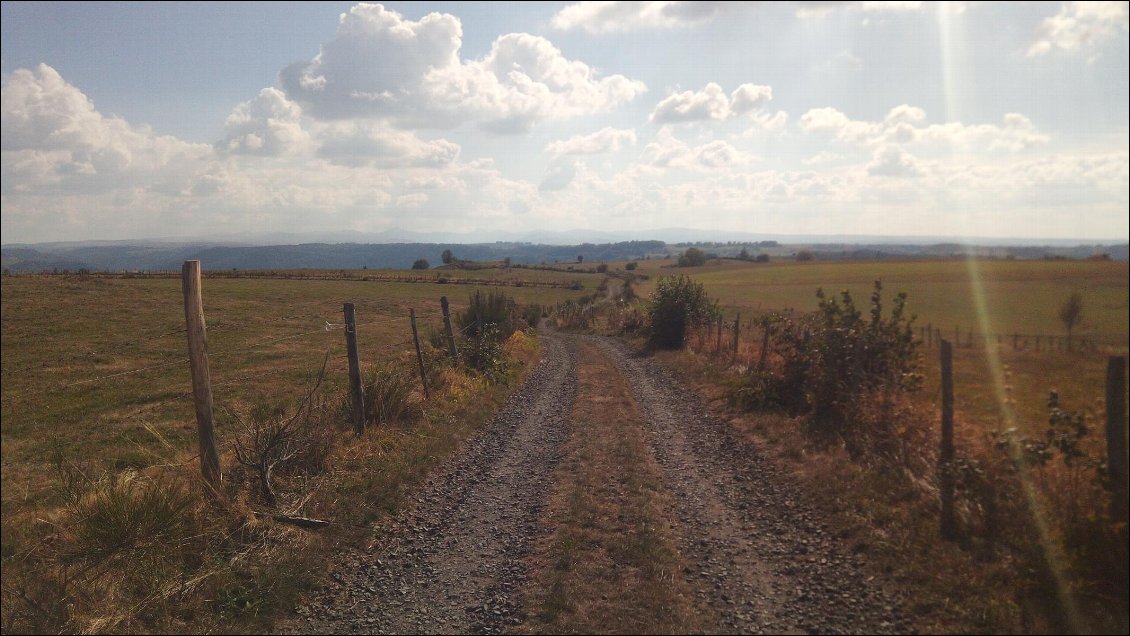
[2, 1, 1127, 243]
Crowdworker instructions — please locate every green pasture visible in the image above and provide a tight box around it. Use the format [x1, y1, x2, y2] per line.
[633, 258, 1129, 347]
[631, 257, 1128, 438]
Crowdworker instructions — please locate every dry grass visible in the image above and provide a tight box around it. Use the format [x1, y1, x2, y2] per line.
[651, 343, 1128, 634]
[0, 269, 550, 634]
[521, 342, 705, 634]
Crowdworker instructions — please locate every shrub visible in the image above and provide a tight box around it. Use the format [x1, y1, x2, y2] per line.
[458, 290, 518, 340]
[625, 261, 638, 271]
[731, 281, 920, 450]
[796, 250, 815, 262]
[522, 303, 544, 328]
[596, 263, 608, 273]
[232, 362, 334, 505]
[677, 247, 707, 267]
[411, 258, 430, 270]
[755, 253, 770, 263]
[647, 275, 718, 349]
[461, 324, 510, 383]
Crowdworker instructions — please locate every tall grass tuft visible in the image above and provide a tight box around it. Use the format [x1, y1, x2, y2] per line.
[363, 357, 421, 425]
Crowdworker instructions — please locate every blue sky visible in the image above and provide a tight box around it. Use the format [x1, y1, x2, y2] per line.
[2, 1, 1127, 243]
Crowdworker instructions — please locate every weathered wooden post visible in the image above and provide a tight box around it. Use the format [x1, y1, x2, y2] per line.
[410, 308, 429, 399]
[1106, 356, 1127, 522]
[440, 296, 459, 362]
[732, 312, 741, 363]
[343, 303, 365, 436]
[716, 316, 723, 353]
[757, 323, 771, 372]
[181, 260, 221, 486]
[940, 340, 956, 540]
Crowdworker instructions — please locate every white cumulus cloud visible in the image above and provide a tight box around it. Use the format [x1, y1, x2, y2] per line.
[650, 83, 773, 124]
[315, 121, 460, 168]
[640, 128, 755, 170]
[551, 1, 726, 34]
[545, 127, 637, 157]
[798, 105, 1049, 153]
[219, 88, 311, 156]
[1, 64, 210, 195]
[1027, 1, 1129, 58]
[278, 3, 645, 132]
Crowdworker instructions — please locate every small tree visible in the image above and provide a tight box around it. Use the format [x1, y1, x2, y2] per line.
[739, 247, 750, 260]
[796, 250, 815, 262]
[577, 254, 584, 264]
[1059, 292, 1083, 346]
[678, 247, 707, 267]
[412, 258, 430, 270]
[441, 249, 454, 265]
[625, 261, 638, 271]
[647, 275, 717, 349]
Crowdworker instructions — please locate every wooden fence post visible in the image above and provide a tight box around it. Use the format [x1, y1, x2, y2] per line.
[440, 296, 459, 362]
[343, 303, 365, 436]
[182, 261, 221, 486]
[757, 323, 771, 372]
[732, 312, 741, 363]
[1106, 356, 1127, 522]
[940, 340, 957, 540]
[410, 308, 429, 399]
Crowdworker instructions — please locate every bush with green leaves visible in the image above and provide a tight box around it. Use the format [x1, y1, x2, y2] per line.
[461, 324, 510, 383]
[732, 281, 920, 446]
[647, 275, 718, 349]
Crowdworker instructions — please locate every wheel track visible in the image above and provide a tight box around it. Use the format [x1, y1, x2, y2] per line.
[287, 334, 576, 635]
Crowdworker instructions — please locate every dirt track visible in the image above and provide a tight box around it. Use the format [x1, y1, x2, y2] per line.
[287, 333, 907, 634]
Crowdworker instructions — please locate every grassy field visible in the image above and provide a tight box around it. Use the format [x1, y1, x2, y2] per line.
[0, 272, 586, 487]
[631, 257, 1129, 436]
[0, 269, 590, 632]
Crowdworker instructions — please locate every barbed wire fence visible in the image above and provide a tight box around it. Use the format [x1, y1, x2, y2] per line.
[1, 261, 501, 489]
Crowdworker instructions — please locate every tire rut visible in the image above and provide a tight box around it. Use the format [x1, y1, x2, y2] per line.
[587, 335, 909, 635]
[286, 334, 576, 635]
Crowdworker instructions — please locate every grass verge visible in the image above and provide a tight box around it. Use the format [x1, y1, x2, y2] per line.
[647, 342, 1127, 634]
[519, 341, 705, 634]
[0, 330, 541, 634]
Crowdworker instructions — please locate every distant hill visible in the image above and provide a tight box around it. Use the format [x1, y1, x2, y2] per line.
[2, 239, 1125, 273]
[0, 241, 666, 273]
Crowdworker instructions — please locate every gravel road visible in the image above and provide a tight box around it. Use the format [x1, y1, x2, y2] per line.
[588, 336, 908, 634]
[288, 335, 576, 634]
[286, 332, 908, 634]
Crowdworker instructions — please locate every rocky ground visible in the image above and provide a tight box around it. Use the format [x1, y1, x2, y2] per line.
[285, 333, 909, 634]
